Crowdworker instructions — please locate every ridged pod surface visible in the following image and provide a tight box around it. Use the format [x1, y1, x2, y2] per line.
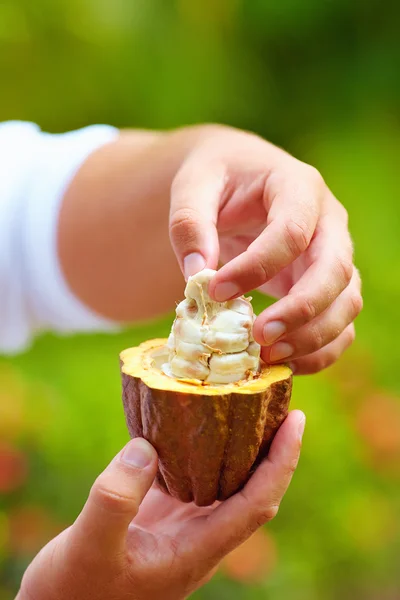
[120, 339, 292, 506]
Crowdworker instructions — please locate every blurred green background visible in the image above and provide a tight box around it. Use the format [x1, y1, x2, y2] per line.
[0, 0, 399, 598]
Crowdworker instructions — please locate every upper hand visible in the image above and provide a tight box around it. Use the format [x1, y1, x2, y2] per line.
[18, 410, 304, 600]
[169, 125, 362, 375]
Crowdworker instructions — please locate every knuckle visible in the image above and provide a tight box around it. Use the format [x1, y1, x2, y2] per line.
[302, 343, 347, 373]
[304, 164, 325, 188]
[313, 353, 334, 373]
[330, 195, 349, 225]
[253, 256, 270, 284]
[170, 206, 199, 230]
[285, 456, 300, 476]
[283, 218, 311, 256]
[239, 490, 280, 530]
[349, 293, 363, 318]
[253, 504, 280, 528]
[90, 480, 138, 516]
[353, 266, 362, 288]
[304, 357, 326, 375]
[243, 251, 271, 285]
[307, 331, 322, 353]
[338, 202, 349, 225]
[336, 257, 354, 286]
[296, 295, 317, 322]
[257, 504, 279, 525]
[169, 207, 201, 244]
[346, 325, 356, 345]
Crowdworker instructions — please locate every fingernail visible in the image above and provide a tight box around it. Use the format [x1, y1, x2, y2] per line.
[183, 253, 206, 280]
[288, 362, 297, 374]
[121, 438, 153, 469]
[213, 281, 241, 302]
[263, 321, 286, 345]
[269, 342, 294, 362]
[298, 415, 306, 441]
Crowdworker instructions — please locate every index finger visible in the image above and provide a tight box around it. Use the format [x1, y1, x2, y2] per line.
[209, 167, 322, 301]
[169, 161, 224, 279]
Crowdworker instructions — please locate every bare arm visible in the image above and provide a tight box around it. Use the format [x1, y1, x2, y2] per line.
[58, 123, 361, 373]
[58, 126, 207, 322]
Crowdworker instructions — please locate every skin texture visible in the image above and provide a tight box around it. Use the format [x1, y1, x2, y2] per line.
[19, 122, 358, 598]
[58, 124, 362, 375]
[17, 411, 305, 600]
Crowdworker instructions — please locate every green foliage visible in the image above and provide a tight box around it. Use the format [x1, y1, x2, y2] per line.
[0, 0, 399, 598]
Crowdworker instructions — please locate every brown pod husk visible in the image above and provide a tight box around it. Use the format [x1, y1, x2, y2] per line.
[120, 338, 292, 506]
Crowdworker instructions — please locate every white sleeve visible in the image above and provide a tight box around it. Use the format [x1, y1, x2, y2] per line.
[0, 120, 121, 355]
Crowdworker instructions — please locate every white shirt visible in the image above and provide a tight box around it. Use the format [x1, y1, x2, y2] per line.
[0, 121, 120, 354]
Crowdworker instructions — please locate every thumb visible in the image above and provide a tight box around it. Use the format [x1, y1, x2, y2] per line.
[71, 438, 158, 555]
[169, 163, 224, 279]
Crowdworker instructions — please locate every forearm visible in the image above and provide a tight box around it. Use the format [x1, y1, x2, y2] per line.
[58, 125, 211, 322]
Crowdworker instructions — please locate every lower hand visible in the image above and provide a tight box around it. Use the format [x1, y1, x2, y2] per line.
[18, 410, 305, 600]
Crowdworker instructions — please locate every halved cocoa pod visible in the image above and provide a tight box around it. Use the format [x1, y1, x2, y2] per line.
[120, 338, 292, 507]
